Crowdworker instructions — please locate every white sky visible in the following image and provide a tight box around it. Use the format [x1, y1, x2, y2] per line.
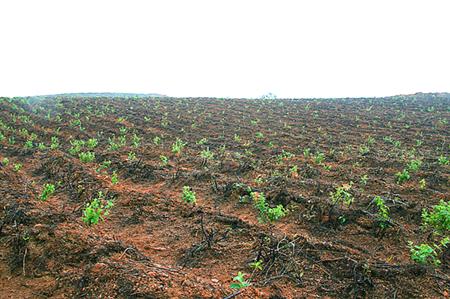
[1, 0, 449, 98]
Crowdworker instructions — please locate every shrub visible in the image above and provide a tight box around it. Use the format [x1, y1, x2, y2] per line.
[111, 171, 119, 185]
[407, 159, 422, 172]
[252, 192, 286, 223]
[172, 138, 186, 155]
[96, 160, 111, 173]
[438, 155, 449, 165]
[395, 169, 410, 184]
[230, 272, 251, 289]
[82, 191, 113, 226]
[13, 163, 22, 172]
[373, 196, 390, 229]
[422, 200, 450, 235]
[50, 136, 59, 150]
[408, 243, 440, 266]
[330, 184, 354, 207]
[159, 155, 169, 166]
[182, 186, 196, 204]
[200, 148, 214, 160]
[408, 238, 449, 266]
[313, 152, 325, 164]
[79, 151, 95, 163]
[131, 134, 141, 148]
[1, 157, 9, 166]
[86, 138, 98, 149]
[40, 183, 55, 201]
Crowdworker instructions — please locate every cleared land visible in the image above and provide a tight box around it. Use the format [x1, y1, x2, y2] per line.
[0, 94, 449, 298]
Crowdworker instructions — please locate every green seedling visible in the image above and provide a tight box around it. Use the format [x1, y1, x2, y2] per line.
[79, 151, 95, 163]
[1, 157, 9, 166]
[182, 186, 196, 204]
[40, 183, 55, 201]
[395, 169, 410, 184]
[252, 192, 286, 223]
[422, 200, 450, 235]
[82, 191, 113, 226]
[230, 272, 251, 289]
[160, 155, 169, 166]
[373, 196, 390, 229]
[96, 160, 111, 173]
[111, 171, 119, 185]
[438, 155, 449, 165]
[172, 138, 186, 155]
[13, 163, 22, 172]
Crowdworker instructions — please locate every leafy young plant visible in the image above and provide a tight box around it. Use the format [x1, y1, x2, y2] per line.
[127, 151, 137, 161]
[159, 155, 169, 166]
[86, 138, 98, 149]
[69, 139, 85, 155]
[153, 136, 161, 145]
[395, 169, 410, 184]
[438, 155, 449, 165]
[419, 178, 426, 190]
[131, 133, 141, 148]
[172, 138, 186, 155]
[303, 148, 311, 158]
[50, 136, 59, 150]
[1, 157, 9, 166]
[96, 160, 111, 173]
[196, 137, 208, 145]
[252, 192, 286, 223]
[13, 163, 22, 172]
[200, 148, 214, 161]
[373, 196, 390, 229]
[111, 171, 119, 185]
[408, 238, 449, 266]
[24, 140, 33, 149]
[421, 200, 450, 235]
[230, 272, 251, 289]
[79, 151, 95, 163]
[82, 191, 114, 226]
[40, 183, 55, 201]
[330, 184, 354, 207]
[360, 174, 368, 186]
[407, 159, 422, 172]
[359, 145, 370, 155]
[182, 186, 196, 204]
[313, 152, 325, 164]
[249, 260, 263, 271]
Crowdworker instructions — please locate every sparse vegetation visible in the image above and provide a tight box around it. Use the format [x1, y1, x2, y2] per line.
[0, 94, 448, 298]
